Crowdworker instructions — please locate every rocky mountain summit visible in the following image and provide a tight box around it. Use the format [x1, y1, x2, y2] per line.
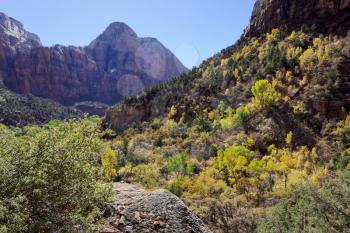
[0, 12, 41, 50]
[245, 0, 350, 37]
[103, 183, 212, 233]
[0, 12, 187, 107]
[86, 22, 184, 82]
[85, 22, 186, 98]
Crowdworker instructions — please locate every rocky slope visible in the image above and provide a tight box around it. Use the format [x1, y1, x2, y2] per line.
[245, 0, 350, 37]
[0, 12, 187, 106]
[103, 183, 212, 233]
[103, 0, 350, 132]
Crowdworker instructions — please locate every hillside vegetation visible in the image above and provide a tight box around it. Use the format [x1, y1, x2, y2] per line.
[0, 87, 81, 127]
[105, 29, 350, 232]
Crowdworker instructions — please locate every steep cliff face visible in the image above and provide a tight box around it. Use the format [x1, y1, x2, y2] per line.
[245, 0, 350, 37]
[4, 45, 122, 105]
[0, 12, 42, 84]
[0, 13, 187, 107]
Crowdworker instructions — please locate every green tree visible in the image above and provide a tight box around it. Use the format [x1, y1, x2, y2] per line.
[333, 115, 350, 151]
[285, 131, 293, 146]
[233, 106, 250, 129]
[0, 119, 113, 233]
[167, 152, 195, 179]
[258, 171, 350, 233]
[132, 163, 160, 189]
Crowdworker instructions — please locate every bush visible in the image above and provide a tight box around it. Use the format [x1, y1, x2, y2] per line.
[167, 152, 196, 179]
[251, 80, 279, 109]
[132, 163, 160, 189]
[0, 119, 113, 232]
[257, 171, 350, 233]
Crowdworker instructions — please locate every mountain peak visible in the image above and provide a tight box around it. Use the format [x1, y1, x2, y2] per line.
[102, 21, 137, 38]
[86, 22, 187, 82]
[0, 12, 41, 48]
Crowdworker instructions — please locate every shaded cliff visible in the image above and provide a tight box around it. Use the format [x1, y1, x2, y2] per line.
[245, 0, 350, 37]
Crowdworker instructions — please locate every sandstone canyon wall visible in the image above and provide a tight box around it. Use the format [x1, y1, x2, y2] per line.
[0, 13, 187, 106]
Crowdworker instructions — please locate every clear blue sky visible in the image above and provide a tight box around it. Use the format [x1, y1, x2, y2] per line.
[1, 0, 255, 68]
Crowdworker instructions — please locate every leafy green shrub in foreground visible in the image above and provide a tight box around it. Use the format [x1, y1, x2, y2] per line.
[258, 171, 350, 233]
[0, 118, 113, 233]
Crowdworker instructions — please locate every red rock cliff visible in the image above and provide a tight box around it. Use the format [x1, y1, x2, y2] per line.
[245, 0, 350, 37]
[0, 13, 187, 105]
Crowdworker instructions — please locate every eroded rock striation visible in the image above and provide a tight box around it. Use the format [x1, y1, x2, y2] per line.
[0, 13, 187, 106]
[245, 0, 350, 37]
[103, 183, 212, 233]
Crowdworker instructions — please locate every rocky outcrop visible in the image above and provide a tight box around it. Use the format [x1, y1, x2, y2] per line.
[73, 101, 109, 116]
[102, 183, 212, 233]
[0, 12, 187, 107]
[102, 102, 152, 132]
[245, 0, 350, 37]
[0, 12, 41, 50]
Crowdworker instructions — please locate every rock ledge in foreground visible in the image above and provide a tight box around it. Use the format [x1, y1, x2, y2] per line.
[103, 182, 212, 233]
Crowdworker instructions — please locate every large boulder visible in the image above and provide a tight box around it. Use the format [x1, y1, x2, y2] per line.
[103, 183, 212, 233]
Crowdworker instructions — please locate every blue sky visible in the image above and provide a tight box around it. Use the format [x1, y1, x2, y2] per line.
[1, 0, 255, 68]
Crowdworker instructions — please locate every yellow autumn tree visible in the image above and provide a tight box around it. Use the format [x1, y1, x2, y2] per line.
[251, 80, 280, 109]
[100, 146, 118, 179]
